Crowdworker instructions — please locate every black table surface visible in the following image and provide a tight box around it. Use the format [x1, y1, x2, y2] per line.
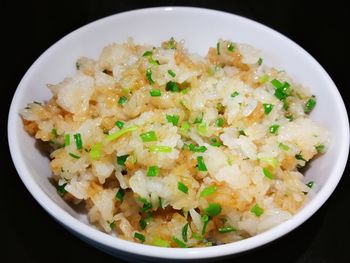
[2, 1, 349, 262]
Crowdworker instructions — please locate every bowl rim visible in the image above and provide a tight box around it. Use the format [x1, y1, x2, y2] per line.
[8, 6, 350, 260]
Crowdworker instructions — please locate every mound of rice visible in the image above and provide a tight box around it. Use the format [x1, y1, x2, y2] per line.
[21, 38, 329, 247]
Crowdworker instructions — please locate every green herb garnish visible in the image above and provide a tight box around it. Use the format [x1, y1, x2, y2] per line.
[178, 182, 188, 194]
[168, 69, 176, 77]
[134, 232, 145, 242]
[140, 131, 158, 142]
[200, 185, 217, 197]
[166, 114, 179, 126]
[147, 166, 160, 177]
[150, 89, 161, 97]
[262, 167, 274, 179]
[197, 156, 208, 171]
[251, 204, 264, 217]
[166, 81, 180, 92]
[115, 188, 125, 202]
[263, 103, 273, 115]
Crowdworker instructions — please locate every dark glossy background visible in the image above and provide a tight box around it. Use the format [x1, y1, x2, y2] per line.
[2, 1, 349, 262]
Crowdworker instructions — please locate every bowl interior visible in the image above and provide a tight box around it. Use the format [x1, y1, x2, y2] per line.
[8, 7, 349, 260]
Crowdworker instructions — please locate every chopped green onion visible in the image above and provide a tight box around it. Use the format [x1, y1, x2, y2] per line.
[269, 124, 280, 134]
[152, 237, 170, 247]
[57, 183, 67, 196]
[196, 122, 207, 136]
[304, 96, 316, 114]
[259, 74, 269, 83]
[239, 130, 246, 136]
[117, 154, 129, 166]
[200, 185, 217, 197]
[139, 218, 147, 230]
[251, 204, 264, 217]
[263, 103, 274, 115]
[138, 197, 152, 212]
[205, 203, 222, 217]
[257, 57, 263, 65]
[115, 188, 125, 202]
[172, 236, 186, 248]
[295, 153, 306, 161]
[197, 156, 208, 172]
[140, 131, 158, 142]
[167, 37, 176, 49]
[166, 114, 179, 126]
[182, 223, 189, 242]
[142, 50, 153, 57]
[193, 112, 203, 124]
[118, 96, 127, 106]
[147, 166, 160, 177]
[149, 57, 159, 66]
[259, 157, 278, 168]
[73, 133, 83, 150]
[158, 197, 163, 208]
[189, 143, 207, 153]
[148, 145, 172, 153]
[51, 128, 58, 138]
[69, 152, 80, 159]
[315, 144, 325, 153]
[231, 91, 239, 98]
[201, 214, 210, 235]
[178, 182, 188, 194]
[216, 103, 225, 113]
[227, 42, 235, 52]
[285, 114, 294, 121]
[89, 143, 103, 160]
[115, 120, 124, 129]
[166, 81, 180, 92]
[215, 117, 224, 127]
[179, 121, 190, 135]
[210, 138, 223, 147]
[146, 68, 155, 84]
[181, 88, 190, 94]
[216, 42, 221, 55]
[262, 167, 274, 179]
[150, 89, 161, 97]
[271, 79, 290, 101]
[192, 233, 202, 241]
[306, 181, 314, 188]
[109, 221, 116, 229]
[218, 226, 236, 233]
[168, 69, 176, 77]
[64, 134, 70, 146]
[106, 126, 138, 141]
[134, 232, 145, 242]
[278, 143, 290, 151]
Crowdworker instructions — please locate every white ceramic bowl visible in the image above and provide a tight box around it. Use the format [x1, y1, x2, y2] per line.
[8, 7, 349, 261]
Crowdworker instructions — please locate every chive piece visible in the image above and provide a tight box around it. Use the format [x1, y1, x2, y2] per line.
[115, 189, 125, 202]
[166, 114, 179, 126]
[106, 126, 138, 141]
[152, 237, 170, 247]
[147, 166, 160, 177]
[271, 79, 284, 89]
[134, 232, 145, 242]
[181, 88, 190, 94]
[200, 185, 217, 197]
[117, 154, 129, 166]
[166, 81, 180, 92]
[263, 103, 274, 115]
[259, 157, 278, 168]
[269, 124, 280, 134]
[139, 218, 147, 230]
[150, 89, 161, 97]
[158, 197, 163, 208]
[115, 120, 124, 129]
[142, 50, 153, 57]
[192, 233, 202, 241]
[57, 183, 67, 196]
[140, 131, 158, 142]
[146, 68, 155, 84]
[262, 167, 274, 179]
[285, 114, 294, 121]
[227, 42, 235, 52]
[73, 133, 83, 150]
[109, 221, 116, 229]
[138, 197, 152, 212]
[315, 144, 325, 153]
[231, 91, 239, 98]
[172, 236, 186, 248]
[257, 58, 263, 65]
[182, 223, 189, 242]
[215, 117, 224, 127]
[216, 42, 221, 55]
[168, 37, 176, 49]
[201, 214, 210, 235]
[271, 79, 290, 101]
[210, 138, 223, 147]
[278, 143, 290, 151]
[295, 153, 306, 161]
[259, 74, 269, 83]
[89, 143, 103, 160]
[178, 182, 188, 194]
[218, 226, 236, 233]
[188, 143, 207, 153]
[205, 203, 222, 217]
[118, 96, 127, 106]
[51, 128, 58, 138]
[197, 156, 208, 172]
[64, 134, 70, 146]
[196, 123, 207, 136]
[306, 181, 314, 188]
[69, 152, 80, 159]
[304, 96, 316, 114]
[148, 145, 172, 153]
[168, 69, 176, 77]
[239, 130, 246, 136]
[193, 113, 203, 124]
[251, 204, 264, 217]
[180, 121, 190, 135]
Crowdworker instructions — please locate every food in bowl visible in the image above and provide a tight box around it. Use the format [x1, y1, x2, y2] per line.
[21, 38, 328, 248]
